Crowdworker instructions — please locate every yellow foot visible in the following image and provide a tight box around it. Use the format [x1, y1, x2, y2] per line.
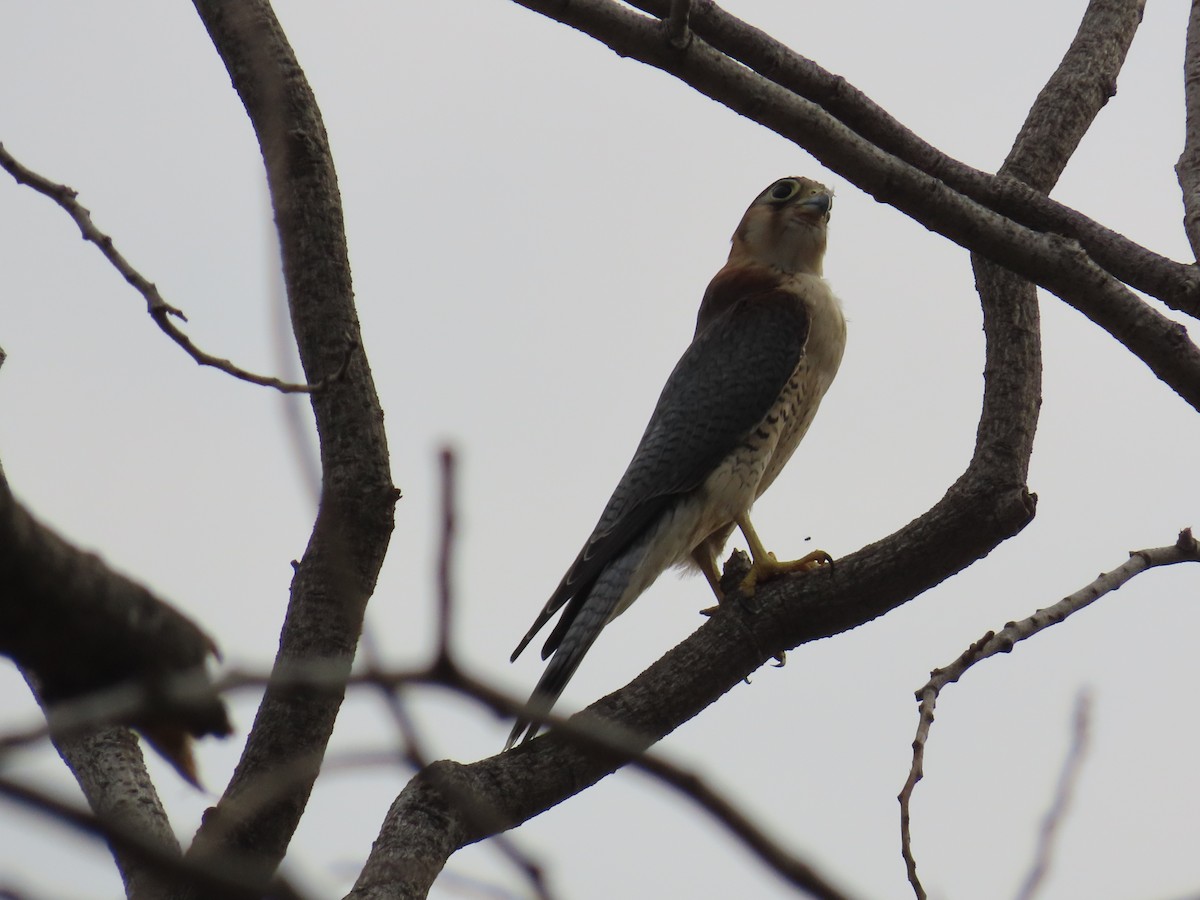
[738, 549, 833, 597]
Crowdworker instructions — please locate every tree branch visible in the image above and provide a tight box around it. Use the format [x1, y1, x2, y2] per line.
[38, 717, 182, 900]
[628, 1, 1191, 318]
[0, 142, 326, 394]
[510, 0, 1200, 411]
[2, 651, 855, 900]
[1177, 0, 1200, 260]
[1014, 691, 1092, 900]
[899, 529, 1200, 898]
[664, 0, 692, 49]
[182, 0, 397, 891]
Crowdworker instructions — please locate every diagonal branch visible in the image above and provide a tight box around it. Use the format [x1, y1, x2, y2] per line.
[349, 458, 857, 900]
[509, 0, 1200, 412]
[347, 209, 1042, 891]
[0, 142, 327, 394]
[626, 0, 1194, 318]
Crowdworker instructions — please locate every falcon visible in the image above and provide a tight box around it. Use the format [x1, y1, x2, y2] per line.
[506, 176, 845, 748]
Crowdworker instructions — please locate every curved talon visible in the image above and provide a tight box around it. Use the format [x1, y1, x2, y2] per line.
[738, 548, 833, 597]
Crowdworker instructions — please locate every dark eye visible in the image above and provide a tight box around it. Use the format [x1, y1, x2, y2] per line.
[769, 179, 800, 201]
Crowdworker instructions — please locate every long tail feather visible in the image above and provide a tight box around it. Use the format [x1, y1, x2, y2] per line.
[505, 542, 647, 749]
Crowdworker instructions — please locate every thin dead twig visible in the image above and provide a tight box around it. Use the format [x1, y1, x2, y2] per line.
[0, 142, 336, 394]
[1014, 691, 1092, 900]
[900, 529, 1199, 899]
[435, 446, 458, 664]
[361, 446, 554, 900]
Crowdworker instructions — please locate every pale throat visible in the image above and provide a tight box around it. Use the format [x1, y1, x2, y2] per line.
[733, 215, 827, 276]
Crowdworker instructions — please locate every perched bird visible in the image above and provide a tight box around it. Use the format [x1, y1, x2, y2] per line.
[506, 176, 845, 748]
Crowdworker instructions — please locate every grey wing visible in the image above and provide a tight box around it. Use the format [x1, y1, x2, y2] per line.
[512, 289, 811, 661]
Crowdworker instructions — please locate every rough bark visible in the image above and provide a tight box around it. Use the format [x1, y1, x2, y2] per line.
[49, 723, 182, 900]
[1178, 0, 1200, 259]
[512, 0, 1200, 410]
[624, 1, 1191, 317]
[181, 1, 397, 894]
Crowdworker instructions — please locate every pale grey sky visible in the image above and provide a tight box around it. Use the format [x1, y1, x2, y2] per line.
[2, 2, 1199, 898]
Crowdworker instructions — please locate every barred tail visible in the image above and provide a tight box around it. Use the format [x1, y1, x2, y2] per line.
[505, 541, 648, 749]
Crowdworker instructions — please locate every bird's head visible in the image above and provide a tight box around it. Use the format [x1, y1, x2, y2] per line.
[729, 177, 832, 276]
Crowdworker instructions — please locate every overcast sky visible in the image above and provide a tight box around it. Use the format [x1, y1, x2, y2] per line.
[3, 2, 1199, 898]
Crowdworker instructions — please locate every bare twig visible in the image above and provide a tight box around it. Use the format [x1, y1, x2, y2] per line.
[435, 446, 457, 663]
[427, 447, 554, 898]
[0, 142, 323, 393]
[361, 630, 556, 900]
[899, 530, 1200, 899]
[1015, 691, 1092, 900]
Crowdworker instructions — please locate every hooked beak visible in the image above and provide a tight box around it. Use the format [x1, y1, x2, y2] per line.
[797, 192, 832, 217]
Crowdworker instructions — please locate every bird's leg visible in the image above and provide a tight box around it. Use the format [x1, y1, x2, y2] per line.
[693, 545, 724, 616]
[735, 513, 831, 598]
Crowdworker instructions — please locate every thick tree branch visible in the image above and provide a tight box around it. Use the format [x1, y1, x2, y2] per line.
[348, 467, 856, 900]
[1000, 0, 1143, 190]
[42, 719, 182, 900]
[347, 239, 1042, 893]
[182, 0, 397, 892]
[0, 143, 325, 393]
[625, 1, 1193, 318]
[510, 0, 1200, 411]
[1178, 0, 1200, 260]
